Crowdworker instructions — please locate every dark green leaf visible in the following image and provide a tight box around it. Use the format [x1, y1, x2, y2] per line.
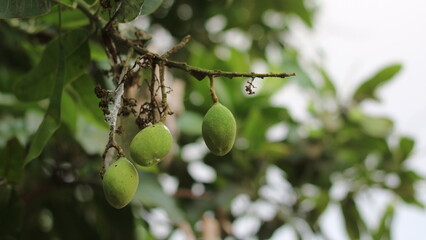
[0, 138, 25, 183]
[341, 196, 366, 240]
[61, 91, 77, 134]
[14, 29, 90, 101]
[0, 189, 23, 236]
[0, 183, 12, 209]
[24, 30, 66, 165]
[353, 64, 402, 103]
[397, 137, 415, 161]
[0, 0, 51, 18]
[395, 170, 424, 208]
[139, 0, 164, 16]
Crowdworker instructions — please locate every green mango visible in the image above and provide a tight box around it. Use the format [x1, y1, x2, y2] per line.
[202, 103, 236, 156]
[130, 122, 173, 167]
[102, 157, 139, 209]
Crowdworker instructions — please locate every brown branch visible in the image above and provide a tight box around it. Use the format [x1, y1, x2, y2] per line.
[209, 76, 219, 103]
[162, 35, 191, 58]
[113, 35, 296, 81]
[73, 1, 296, 82]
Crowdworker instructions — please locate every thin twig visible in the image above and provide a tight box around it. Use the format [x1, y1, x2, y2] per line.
[162, 35, 191, 58]
[113, 35, 296, 81]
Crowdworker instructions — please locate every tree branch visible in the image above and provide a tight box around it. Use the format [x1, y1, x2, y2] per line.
[123, 38, 296, 81]
[73, 0, 296, 81]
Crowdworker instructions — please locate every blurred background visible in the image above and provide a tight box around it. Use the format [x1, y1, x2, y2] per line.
[0, 0, 425, 239]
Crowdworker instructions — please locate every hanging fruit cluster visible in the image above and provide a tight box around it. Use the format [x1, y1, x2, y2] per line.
[100, 56, 237, 208]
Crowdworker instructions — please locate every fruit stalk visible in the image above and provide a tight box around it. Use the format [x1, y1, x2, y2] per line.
[209, 76, 219, 103]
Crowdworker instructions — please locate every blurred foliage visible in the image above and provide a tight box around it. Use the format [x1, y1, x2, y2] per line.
[0, 0, 423, 240]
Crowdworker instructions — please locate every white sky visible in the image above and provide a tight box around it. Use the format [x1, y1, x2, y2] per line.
[283, 0, 426, 239]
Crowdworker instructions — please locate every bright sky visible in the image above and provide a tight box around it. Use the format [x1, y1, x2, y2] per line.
[282, 0, 426, 239]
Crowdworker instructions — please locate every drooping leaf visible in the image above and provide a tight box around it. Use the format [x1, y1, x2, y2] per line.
[372, 204, 394, 240]
[0, 0, 51, 18]
[139, 0, 164, 16]
[14, 29, 90, 101]
[0, 138, 25, 183]
[353, 64, 402, 103]
[24, 30, 66, 165]
[70, 74, 108, 129]
[341, 195, 366, 240]
[61, 91, 78, 134]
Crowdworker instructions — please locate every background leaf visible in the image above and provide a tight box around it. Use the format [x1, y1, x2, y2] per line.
[24, 30, 66, 165]
[353, 64, 402, 103]
[0, 138, 25, 183]
[14, 29, 90, 101]
[0, 0, 51, 18]
[139, 0, 164, 16]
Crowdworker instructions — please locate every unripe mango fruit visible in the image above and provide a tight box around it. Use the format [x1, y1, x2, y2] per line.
[103, 157, 139, 209]
[202, 103, 236, 156]
[130, 122, 173, 167]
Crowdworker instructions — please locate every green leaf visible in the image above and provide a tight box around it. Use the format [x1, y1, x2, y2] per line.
[38, 6, 90, 29]
[372, 204, 394, 240]
[135, 172, 185, 224]
[282, 0, 313, 27]
[0, 189, 23, 236]
[281, 50, 316, 90]
[353, 64, 402, 103]
[139, 0, 164, 16]
[106, 0, 145, 22]
[24, 30, 66, 165]
[360, 116, 393, 138]
[14, 29, 90, 101]
[61, 91, 77, 134]
[318, 67, 337, 97]
[243, 108, 265, 151]
[0, 183, 12, 209]
[0, 138, 25, 183]
[340, 196, 366, 240]
[0, 0, 52, 18]
[395, 170, 424, 208]
[70, 75, 107, 129]
[397, 136, 415, 161]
